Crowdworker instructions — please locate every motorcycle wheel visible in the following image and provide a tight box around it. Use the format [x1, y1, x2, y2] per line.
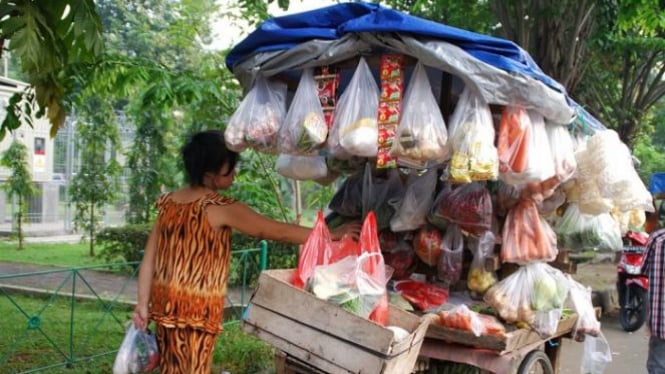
[619, 284, 648, 332]
[517, 350, 554, 374]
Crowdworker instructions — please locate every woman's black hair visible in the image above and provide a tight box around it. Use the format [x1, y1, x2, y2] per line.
[182, 130, 239, 186]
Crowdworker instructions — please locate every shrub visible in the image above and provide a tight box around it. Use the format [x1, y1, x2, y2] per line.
[97, 224, 152, 265]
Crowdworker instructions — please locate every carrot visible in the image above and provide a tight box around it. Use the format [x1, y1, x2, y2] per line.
[498, 107, 530, 173]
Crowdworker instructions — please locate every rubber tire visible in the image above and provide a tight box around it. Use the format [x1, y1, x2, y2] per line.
[619, 284, 648, 332]
[517, 350, 554, 374]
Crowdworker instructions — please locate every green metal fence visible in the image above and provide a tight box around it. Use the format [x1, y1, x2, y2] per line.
[0, 241, 268, 373]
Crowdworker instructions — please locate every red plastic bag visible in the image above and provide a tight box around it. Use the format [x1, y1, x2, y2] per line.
[360, 212, 390, 326]
[330, 233, 360, 264]
[394, 280, 450, 311]
[292, 211, 333, 289]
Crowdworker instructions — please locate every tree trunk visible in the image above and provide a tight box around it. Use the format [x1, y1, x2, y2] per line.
[17, 196, 24, 251]
[89, 203, 95, 257]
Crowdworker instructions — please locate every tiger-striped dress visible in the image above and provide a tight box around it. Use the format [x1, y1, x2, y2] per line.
[149, 192, 235, 373]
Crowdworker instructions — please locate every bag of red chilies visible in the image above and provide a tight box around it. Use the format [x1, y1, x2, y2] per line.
[292, 211, 390, 325]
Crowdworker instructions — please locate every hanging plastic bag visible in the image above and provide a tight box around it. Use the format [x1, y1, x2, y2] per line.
[437, 224, 464, 286]
[447, 87, 498, 183]
[390, 63, 448, 168]
[362, 163, 405, 231]
[547, 124, 577, 183]
[555, 203, 623, 252]
[565, 275, 601, 342]
[484, 263, 568, 337]
[501, 199, 558, 264]
[275, 154, 328, 181]
[467, 231, 497, 295]
[279, 69, 328, 155]
[381, 235, 415, 279]
[413, 225, 444, 266]
[328, 57, 380, 158]
[437, 182, 493, 235]
[328, 170, 363, 218]
[113, 324, 159, 374]
[494, 181, 522, 217]
[293, 211, 333, 289]
[581, 333, 612, 374]
[427, 181, 452, 230]
[390, 169, 438, 232]
[224, 75, 286, 153]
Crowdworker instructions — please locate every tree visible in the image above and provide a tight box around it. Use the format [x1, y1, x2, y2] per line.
[0, 139, 38, 250]
[0, 0, 104, 138]
[69, 96, 122, 256]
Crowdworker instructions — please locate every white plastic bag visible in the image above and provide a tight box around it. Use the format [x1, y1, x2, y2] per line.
[328, 57, 380, 158]
[113, 324, 159, 374]
[581, 332, 612, 374]
[389, 169, 437, 232]
[279, 68, 328, 154]
[275, 154, 328, 181]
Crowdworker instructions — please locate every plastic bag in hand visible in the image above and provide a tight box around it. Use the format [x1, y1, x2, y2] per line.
[278, 69, 328, 155]
[224, 75, 286, 153]
[390, 63, 448, 168]
[113, 324, 159, 374]
[293, 211, 333, 289]
[328, 57, 380, 158]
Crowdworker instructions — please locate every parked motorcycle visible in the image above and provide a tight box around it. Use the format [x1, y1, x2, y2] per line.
[616, 231, 649, 332]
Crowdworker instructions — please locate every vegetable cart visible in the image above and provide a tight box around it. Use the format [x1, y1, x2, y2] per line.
[226, 3, 646, 374]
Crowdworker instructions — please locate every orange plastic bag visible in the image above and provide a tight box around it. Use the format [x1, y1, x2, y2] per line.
[292, 211, 333, 289]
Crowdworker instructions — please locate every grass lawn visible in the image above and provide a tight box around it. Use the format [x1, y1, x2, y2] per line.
[0, 240, 102, 268]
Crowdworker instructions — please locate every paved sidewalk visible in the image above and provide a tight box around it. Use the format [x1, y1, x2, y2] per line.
[0, 261, 138, 304]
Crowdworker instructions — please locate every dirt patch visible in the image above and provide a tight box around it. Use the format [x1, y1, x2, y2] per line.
[570, 260, 617, 292]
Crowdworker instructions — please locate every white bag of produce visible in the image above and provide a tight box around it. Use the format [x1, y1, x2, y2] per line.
[484, 262, 569, 338]
[275, 154, 328, 181]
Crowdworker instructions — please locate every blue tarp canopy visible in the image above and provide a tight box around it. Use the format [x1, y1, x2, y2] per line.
[225, 1, 604, 127]
[226, 2, 563, 93]
[649, 173, 665, 195]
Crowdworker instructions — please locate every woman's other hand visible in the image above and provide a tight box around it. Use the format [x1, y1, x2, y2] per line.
[133, 304, 149, 331]
[331, 222, 361, 241]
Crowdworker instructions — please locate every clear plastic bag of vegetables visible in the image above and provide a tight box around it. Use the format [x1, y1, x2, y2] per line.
[467, 231, 497, 296]
[437, 224, 464, 286]
[390, 62, 448, 168]
[437, 182, 492, 235]
[555, 203, 623, 252]
[497, 107, 555, 186]
[390, 168, 437, 232]
[224, 75, 286, 154]
[437, 304, 505, 337]
[328, 57, 380, 158]
[447, 87, 498, 183]
[278, 68, 328, 155]
[501, 199, 558, 264]
[484, 262, 569, 338]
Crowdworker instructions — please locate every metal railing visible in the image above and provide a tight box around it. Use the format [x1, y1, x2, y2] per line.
[0, 241, 268, 373]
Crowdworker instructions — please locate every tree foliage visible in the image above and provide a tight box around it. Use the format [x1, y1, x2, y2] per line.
[0, 139, 38, 250]
[0, 0, 104, 138]
[69, 96, 122, 256]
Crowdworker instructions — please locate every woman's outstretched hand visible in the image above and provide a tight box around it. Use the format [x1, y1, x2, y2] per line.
[331, 222, 361, 241]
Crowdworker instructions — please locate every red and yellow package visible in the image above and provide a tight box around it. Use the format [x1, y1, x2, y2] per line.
[314, 66, 340, 129]
[376, 54, 404, 169]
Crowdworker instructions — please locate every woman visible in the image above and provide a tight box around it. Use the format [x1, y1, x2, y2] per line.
[132, 130, 358, 373]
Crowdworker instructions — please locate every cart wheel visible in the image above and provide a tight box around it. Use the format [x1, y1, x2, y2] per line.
[517, 350, 554, 374]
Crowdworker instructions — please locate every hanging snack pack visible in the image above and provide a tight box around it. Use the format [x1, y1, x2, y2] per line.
[390, 62, 448, 169]
[224, 75, 286, 153]
[328, 57, 380, 158]
[447, 88, 498, 183]
[314, 65, 340, 128]
[279, 68, 328, 154]
[376, 54, 405, 169]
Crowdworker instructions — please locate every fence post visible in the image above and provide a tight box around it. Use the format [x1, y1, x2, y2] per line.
[259, 240, 268, 271]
